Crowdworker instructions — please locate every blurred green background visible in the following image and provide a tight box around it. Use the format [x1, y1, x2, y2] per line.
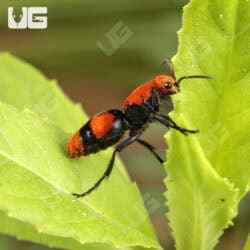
[0, 1, 249, 250]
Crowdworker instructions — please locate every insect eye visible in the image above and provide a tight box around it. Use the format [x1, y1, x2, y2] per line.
[164, 82, 172, 89]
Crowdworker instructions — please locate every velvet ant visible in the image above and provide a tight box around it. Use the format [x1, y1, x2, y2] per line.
[68, 60, 212, 197]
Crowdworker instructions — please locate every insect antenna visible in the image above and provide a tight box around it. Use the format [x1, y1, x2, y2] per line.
[161, 59, 176, 78]
[177, 75, 213, 85]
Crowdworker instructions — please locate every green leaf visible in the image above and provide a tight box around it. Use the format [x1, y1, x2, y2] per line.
[165, 120, 238, 250]
[244, 235, 250, 250]
[0, 54, 161, 250]
[0, 53, 85, 133]
[0, 210, 115, 250]
[164, 0, 250, 249]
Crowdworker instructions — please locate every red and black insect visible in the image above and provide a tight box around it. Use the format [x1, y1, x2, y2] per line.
[68, 61, 212, 197]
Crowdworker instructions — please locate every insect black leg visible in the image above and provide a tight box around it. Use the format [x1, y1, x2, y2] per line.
[154, 114, 199, 135]
[143, 88, 160, 113]
[151, 88, 160, 109]
[136, 139, 164, 164]
[159, 113, 199, 134]
[72, 132, 142, 198]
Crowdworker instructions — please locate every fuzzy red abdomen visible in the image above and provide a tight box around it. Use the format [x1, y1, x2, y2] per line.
[68, 110, 125, 157]
[68, 131, 85, 158]
[68, 112, 115, 158]
[90, 112, 115, 139]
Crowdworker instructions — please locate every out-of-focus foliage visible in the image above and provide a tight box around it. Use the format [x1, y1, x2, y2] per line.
[244, 235, 250, 250]
[0, 0, 187, 88]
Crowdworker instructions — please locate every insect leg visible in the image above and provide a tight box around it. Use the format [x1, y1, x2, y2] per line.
[159, 113, 199, 133]
[136, 138, 164, 164]
[151, 88, 160, 108]
[72, 132, 142, 198]
[143, 88, 160, 112]
[154, 114, 199, 135]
